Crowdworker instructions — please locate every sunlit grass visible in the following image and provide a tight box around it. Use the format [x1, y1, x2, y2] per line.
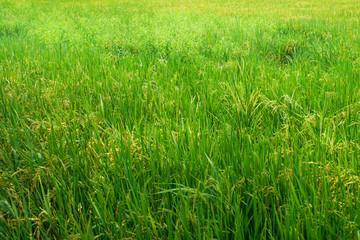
[1, 0, 360, 239]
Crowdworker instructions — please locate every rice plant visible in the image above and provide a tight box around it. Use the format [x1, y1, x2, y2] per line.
[1, 0, 360, 239]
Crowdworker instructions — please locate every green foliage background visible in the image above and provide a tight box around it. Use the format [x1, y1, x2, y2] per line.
[1, 0, 360, 238]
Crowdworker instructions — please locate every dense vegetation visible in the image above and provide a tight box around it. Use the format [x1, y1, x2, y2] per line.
[1, 0, 360, 238]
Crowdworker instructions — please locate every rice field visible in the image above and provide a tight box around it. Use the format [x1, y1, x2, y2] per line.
[1, 0, 360, 239]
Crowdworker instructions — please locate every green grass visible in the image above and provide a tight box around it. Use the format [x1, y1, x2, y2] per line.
[1, 0, 360, 239]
